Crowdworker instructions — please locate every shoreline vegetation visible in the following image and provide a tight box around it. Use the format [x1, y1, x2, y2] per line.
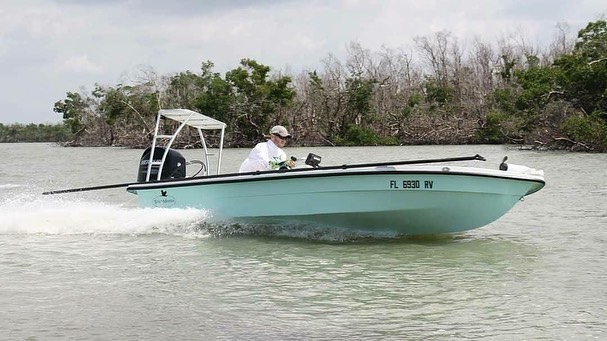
[2, 20, 607, 152]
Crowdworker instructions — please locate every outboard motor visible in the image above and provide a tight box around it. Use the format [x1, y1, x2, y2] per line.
[137, 147, 186, 182]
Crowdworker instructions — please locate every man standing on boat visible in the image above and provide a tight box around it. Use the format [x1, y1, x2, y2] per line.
[239, 125, 296, 172]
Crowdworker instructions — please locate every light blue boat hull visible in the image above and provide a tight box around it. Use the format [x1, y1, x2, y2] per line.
[127, 165, 545, 235]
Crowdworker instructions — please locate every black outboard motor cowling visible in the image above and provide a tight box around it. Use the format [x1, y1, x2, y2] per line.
[137, 147, 186, 182]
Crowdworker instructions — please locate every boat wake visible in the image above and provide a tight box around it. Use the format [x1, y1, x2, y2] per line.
[0, 184, 22, 189]
[0, 190, 208, 236]
[0, 186, 458, 242]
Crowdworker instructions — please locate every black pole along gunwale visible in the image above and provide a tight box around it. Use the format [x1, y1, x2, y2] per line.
[43, 154, 487, 195]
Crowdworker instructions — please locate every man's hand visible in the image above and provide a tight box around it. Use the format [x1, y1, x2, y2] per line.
[287, 156, 297, 168]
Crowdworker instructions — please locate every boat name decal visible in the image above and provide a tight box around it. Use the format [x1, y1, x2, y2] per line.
[153, 195, 176, 208]
[389, 180, 433, 189]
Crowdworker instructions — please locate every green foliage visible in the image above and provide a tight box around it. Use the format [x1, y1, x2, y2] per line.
[511, 19, 607, 151]
[345, 77, 376, 119]
[399, 93, 423, 119]
[490, 19, 607, 147]
[499, 55, 517, 81]
[561, 111, 607, 148]
[0, 123, 72, 142]
[43, 19, 607, 150]
[334, 124, 398, 146]
[326, 76, 379, 139]
[555, 55, 607, 115]
[90, 83, 161, 145]
[513, 65, 563, 113]
[94, 85, 129, 126]
[193, 62, 233, 124]
[53, 92, 88, 134]
[424, 79, 454, 110]
[169, 70, 206, 109]
[525, 54, 540, 69]
[120, 85, 159, 124]
[492, 88, 519, 115]
[574, 20, 607, 61]
[225, 59, 296, 143]
[557, 20, 607, 115]
[407, 93, 423, 108]
[163, 59, 297, 145]
[476, 111, 513, 144]
[308, 71, 324, 89]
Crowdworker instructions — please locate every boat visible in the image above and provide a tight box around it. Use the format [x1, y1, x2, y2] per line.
[44, 109, 545, 235]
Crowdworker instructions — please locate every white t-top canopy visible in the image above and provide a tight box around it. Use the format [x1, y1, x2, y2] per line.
[144, 108, 226, 180]
[159, 109, 226, 130]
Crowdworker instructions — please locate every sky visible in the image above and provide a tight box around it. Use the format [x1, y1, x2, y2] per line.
[1, 0, 605, 124]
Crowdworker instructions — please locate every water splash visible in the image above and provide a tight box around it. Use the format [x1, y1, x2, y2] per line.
[0, 184, 22, 189]
[0, 191, 208, 236]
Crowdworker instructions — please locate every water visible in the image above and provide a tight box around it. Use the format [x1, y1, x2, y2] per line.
[1, 143, 606, 340]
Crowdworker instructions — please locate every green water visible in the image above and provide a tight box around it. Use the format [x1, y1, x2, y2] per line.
[0, 143, 605, 340]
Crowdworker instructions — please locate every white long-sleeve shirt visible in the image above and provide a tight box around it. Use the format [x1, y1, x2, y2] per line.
[239, 139, 287, 172]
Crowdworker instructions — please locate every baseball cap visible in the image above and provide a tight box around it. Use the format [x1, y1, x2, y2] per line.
[270, 125, 291, 138]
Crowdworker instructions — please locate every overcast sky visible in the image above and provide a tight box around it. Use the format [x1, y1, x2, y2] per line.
[1, 0, 605, 124]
